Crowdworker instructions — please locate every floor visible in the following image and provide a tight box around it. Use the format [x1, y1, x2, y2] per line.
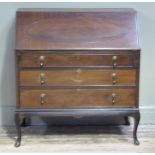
[0, 124, 155, 152]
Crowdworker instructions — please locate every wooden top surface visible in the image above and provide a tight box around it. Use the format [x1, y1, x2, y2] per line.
[16, 9, 140, 50]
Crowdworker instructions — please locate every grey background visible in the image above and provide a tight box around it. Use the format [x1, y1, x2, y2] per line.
[0, 2, 155, 126]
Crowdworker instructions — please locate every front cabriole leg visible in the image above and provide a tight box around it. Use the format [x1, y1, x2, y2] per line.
[132, 111, 140, 145]
[15, 113, 21, 147]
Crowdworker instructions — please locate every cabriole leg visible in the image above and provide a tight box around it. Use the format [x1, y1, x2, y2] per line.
[132, 111, 140, 145]
[15, 113, 21, 147]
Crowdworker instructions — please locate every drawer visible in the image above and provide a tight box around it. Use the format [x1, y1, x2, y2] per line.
[19, 54, 133, 67]
[20, 89, 136, 109]
[20, 70, 136, 86]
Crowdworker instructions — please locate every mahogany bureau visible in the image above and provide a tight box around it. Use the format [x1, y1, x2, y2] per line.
[15, 9, 141, 147]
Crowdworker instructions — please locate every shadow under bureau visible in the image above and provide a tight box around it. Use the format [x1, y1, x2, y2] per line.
[15, 9, 141, 147]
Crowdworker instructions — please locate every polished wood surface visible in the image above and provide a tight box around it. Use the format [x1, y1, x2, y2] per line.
[16, 9, 140, 50]
[20, 70, 136, 86]
[19, 54, 133, 67]
[20, 89, 136, 108]
[15, 9, 141, 146]
[15, 9, 140, 110]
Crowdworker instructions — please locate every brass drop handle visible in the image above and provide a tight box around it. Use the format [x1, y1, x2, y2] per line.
[40, 93, 46, 104]
[112, 93, 116, 104]
[40, 73, 46, 85]
[39, 56, 45, 67]
[112, 55, 118, 68]
[112, 73, 117, 85]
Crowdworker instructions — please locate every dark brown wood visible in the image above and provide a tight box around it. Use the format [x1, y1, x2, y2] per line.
[14, 108, 140, 145]
[15, 52, 20, 109]
[15, 113, 21, 147]
[20, 85, 136, 90]
[16, 49, 140, 55]
[16, 9, 140, 50]
[15, 109, 140, 122]
[19, 53, 133, 67]
[15, 9, 141, 147]
[131, 111, 140, 145]
[20, 88, 136, 109]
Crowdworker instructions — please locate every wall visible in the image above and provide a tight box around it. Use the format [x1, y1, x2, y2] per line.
[0, 2, 155, 126]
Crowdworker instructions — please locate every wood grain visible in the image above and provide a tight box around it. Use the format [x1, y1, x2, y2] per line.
[15, 9, 141, 147]
[20, 89, 136, 108]
[16, 9, 140, 50]
[20, 70, 136, 86]
[19, 54, 132, 67]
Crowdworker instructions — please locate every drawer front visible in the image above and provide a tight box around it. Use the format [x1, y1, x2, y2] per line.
[20, 70, 136, 86]
[19, 54, 133, 67]
[20, 89, 136, 108]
